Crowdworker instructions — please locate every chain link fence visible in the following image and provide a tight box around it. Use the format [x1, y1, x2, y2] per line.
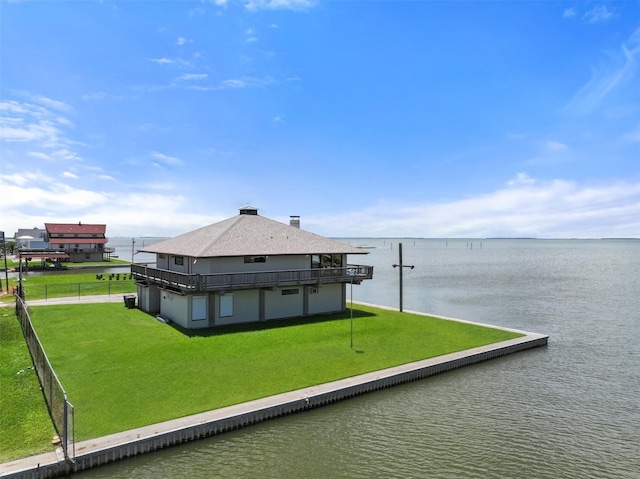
[19, 276, 135, 302]
[15, 296, 75, 461]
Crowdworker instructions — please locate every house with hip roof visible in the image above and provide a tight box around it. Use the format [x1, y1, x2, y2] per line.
[131, 207, 374, 329]
[44, 222, 111, 263]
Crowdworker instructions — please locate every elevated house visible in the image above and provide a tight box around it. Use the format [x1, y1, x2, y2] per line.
[132, 207, 374, 329]
[44, 222, 112, 263]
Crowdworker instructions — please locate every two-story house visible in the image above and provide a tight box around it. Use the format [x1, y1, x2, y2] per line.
[132, 207, 374, 329]
[45, 222, 111, 262]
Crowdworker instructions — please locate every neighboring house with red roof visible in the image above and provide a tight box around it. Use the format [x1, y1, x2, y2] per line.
[132, 207, 374, 329]
[45, 222, 111, 263]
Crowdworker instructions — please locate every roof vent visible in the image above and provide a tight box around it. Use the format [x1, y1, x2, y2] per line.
[239, 206, 258, 215]
[290, 216, 300, 228]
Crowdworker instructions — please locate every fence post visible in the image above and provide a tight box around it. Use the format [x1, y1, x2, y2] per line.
[63, 401, 68, 459]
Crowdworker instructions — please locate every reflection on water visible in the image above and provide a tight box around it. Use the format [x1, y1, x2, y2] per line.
[70, 239, 640, 479]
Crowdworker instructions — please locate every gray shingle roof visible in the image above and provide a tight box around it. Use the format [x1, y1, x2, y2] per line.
[140, 213, 367, 258]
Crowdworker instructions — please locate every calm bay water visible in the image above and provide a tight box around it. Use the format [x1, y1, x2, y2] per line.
[74, 239, 639, 478]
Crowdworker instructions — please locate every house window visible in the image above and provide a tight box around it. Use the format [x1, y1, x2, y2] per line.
[322, 254, 342, 268]
[312, 254, 342, 268]
[282, 289, 299, 295]
[220, 294, 233, 317]
[192, 295, 207, 321]
[244, 255, 266, 263]
[159, 254, 166, 259]
[174, 256, 184, 266]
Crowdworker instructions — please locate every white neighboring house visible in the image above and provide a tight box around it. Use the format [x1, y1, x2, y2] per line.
[132, 207, 374, 329]
[14, 227, 48, 249]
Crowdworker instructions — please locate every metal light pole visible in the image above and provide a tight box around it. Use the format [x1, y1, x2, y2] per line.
[347, 268, 356, 348]
[131, 238, 136, 263]
[17, 254, 24, 300]
[392, 242, 414, 312]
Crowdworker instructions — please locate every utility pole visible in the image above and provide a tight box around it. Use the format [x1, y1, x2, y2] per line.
[392, 242, 414, 312]
[347, 268, 356, 349]
[0, 231, 7, 293]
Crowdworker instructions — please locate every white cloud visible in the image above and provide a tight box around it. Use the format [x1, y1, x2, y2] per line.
[583, 5, 614, 24]
[543, 140, 569, 152]
[150, 151, 184, 167]
[507, 172, 535, 186]
[28, 151, 51, 160]
[176, 36, 192, 46]
[53, 148, 82, 162]
[565, 26, 640, 114]
[3, 171, 640, 238]
[222, 79, 246, 88]
[0, 171, 219, 237]
[178, 73, 208, 81]
[150, 57, 174, 65]
[0, 119, 59, 143]
[0, 100, 47, 116]
[56, 116, 73, 126]
[62, 171, 79, 179]
[0, 97, 79, 165]
[97, 174, 117, 181]
[563, 8, 576, 19]
[32, 95, 72, 112]
[245, 0, 315, 11]
[306, 177, 640, 239]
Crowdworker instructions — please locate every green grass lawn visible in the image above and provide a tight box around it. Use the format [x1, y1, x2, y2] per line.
[1, 273, 136, 303]
[1, 258, 130, 270]
[0, 309, 57, 462]
[24, 303, 523, 442]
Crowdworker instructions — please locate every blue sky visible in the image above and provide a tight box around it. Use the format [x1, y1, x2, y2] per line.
[1, 0, 639, 238]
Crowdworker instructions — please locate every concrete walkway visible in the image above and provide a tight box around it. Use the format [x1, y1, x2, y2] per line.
[1, 299, 548, 479]
[0, 294, 133, 308]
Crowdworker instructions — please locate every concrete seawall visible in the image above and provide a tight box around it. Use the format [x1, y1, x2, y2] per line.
[1, 315, 548, 479]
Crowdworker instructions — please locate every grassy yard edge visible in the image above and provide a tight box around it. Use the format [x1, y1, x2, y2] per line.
[2, 301, 524, 462]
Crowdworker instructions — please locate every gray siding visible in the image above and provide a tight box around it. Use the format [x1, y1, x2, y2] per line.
[265, 287, 304, 320]
[137, 284, 161, 314]
[192, 255, 311, 274]
[308, 283, 344, 314]
[160, 291, 189, 328]
[214, 290, 260, 326]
